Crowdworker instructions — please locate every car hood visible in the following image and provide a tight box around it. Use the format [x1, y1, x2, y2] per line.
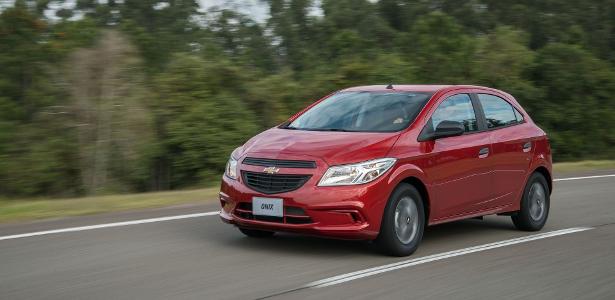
[238, 128, 401, 166]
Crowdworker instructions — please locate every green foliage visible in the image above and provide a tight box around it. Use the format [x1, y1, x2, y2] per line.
[1, 0, 615, 197]
[207, 9, 276, 72]
[0, 6, 82, 196]
[1, 122, 80, 196]
[533, 43, 615, 160]
[247, 71, 304, 127]
[405, 12, 476, 83]
[153, 54, 258, 187]
[473, 26, 541, 115]
[167, 92, 258, 185]
[49, 18, 100, 54]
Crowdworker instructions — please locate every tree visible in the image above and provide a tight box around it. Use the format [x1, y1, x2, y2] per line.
[404, 11, 477, 83]
[321, 0, 396, 52]
[167, 92, 258, 185]
[533, 43, 615, 160]
[205, 9, 276, 72]
[2, 0, 615, 198]
[267, 0, 315, 72]
[65, 30, 156, 194]
[153, 54, 258, 187]
[0, 5, 83, 196]
[474, 26, 540, 113]
[72, 0, 202, 72]
[247, 71, 303, 128]
[0, 5, 50, 114]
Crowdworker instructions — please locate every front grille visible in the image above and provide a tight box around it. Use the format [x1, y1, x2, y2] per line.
[242, 171, 311, 194]
[234, 202, 312, 224]
[243, 157, 316, 169]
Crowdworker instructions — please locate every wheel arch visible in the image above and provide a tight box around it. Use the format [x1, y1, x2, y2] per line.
[533, 166, 552, 195]
[399, 176, 431, 223]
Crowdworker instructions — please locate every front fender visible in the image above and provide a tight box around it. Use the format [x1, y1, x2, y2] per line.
[380, 162, 432, 220]
[387, 163, 428, 187]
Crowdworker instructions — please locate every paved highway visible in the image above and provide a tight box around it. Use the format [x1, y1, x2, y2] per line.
[1, 171, 614, 299]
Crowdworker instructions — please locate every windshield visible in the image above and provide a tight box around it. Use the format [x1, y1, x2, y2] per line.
[286, 91, 432, 132]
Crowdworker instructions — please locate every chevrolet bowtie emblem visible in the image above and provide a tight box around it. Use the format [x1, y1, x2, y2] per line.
[263, 166, 280, 174]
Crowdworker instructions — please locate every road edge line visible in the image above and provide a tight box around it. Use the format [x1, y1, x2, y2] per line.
[0, 212, 219, 241]
[306, 227, 593, 288]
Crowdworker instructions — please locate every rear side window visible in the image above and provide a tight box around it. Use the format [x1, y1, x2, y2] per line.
[429, 94, 478, 133]
[477, 94, 518, 128]
[514, 107, 524, 122]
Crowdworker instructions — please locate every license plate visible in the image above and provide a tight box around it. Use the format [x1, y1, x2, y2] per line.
[252, 197, 283, 217]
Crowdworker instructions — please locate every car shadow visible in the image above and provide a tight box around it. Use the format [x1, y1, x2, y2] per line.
[220, 230, 378, 257]
[215, 216, 518, 257]
[424, 216, 517, 243]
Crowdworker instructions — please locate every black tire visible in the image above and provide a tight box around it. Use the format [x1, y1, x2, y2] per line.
[238, 228, 275, 238]
[512, 172, 550, 231]
[376, 183, 425, 256]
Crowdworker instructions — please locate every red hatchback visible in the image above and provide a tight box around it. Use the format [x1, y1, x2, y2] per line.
[219, 85, 552, 256]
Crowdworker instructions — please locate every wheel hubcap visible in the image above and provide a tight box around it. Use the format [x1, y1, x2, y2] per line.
[394, 196, 419, 244]
[528, 182, 546, 221]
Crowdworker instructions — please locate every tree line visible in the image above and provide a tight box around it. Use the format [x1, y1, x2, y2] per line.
[1, 0, 614, 197]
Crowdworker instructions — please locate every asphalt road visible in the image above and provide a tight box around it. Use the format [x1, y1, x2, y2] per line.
[1, 170, 615, 299]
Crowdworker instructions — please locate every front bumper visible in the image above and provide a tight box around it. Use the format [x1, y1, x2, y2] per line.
[218, 169, 393, 240]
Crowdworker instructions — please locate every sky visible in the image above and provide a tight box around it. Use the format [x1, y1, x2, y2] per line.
[202, 0, 270, 22]
[0, 0, 311, 23]
[0, 0, 270, 21]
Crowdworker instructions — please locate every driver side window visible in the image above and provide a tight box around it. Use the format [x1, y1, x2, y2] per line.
[428, 94, 478, 133]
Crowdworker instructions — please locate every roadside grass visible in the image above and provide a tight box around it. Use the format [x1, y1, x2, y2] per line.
[553, 160, 615, 173]
[0, 187, 220, 223]
[1, 160, 614, 224]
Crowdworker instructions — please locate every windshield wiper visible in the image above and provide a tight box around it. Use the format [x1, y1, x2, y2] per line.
[282, 126, 354, 132]
[313, 128, 352, 132]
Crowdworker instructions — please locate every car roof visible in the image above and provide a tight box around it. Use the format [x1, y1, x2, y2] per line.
[340, 85, 496, 93]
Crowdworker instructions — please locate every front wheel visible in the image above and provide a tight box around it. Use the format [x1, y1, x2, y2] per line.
[376, 183, 425, 256]
[512, 173, 550, 231]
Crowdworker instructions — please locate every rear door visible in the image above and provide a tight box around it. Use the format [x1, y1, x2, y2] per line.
[421, 93, 494, 220]
[475, 93, 532, 209]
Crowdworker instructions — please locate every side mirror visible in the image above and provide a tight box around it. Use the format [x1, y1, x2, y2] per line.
[433, 120, 465, 139]
[418, 120, 465, 141]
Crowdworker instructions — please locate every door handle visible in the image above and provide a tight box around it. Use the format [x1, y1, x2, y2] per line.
[523, 141, 532, 152]
[478, 147, 489, 158]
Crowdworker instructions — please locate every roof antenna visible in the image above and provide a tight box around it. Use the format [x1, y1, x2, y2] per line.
[386, 83, 394, 89]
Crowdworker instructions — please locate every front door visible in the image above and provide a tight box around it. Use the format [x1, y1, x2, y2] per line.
[421, 93, 494, 220]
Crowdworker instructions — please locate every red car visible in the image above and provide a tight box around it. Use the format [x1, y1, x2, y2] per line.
[219, 85, 552, 256]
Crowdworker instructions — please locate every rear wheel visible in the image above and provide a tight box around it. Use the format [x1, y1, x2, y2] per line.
[512, 173, 550, 231]
[376, 183, 425, 256]
[238, 228, 275, 238]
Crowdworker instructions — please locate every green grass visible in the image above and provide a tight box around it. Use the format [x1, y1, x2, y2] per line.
[1, 160, 614, 224]
[0, 187, 220, 223]
[553, 160, 615, 173]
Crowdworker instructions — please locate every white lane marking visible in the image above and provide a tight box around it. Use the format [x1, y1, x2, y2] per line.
[0, 212, 219, 241]
[306, 227, 593, 288]
[0, 173, 613, 242]
[554, 174, 615, 182]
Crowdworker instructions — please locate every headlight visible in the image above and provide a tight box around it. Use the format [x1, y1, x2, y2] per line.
[225, 156, 238, 180]
[318, 158, 396, 186]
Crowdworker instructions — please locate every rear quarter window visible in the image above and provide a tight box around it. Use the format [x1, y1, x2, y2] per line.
[514, 107, 525, 123]
[477, 94, 519, 128]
